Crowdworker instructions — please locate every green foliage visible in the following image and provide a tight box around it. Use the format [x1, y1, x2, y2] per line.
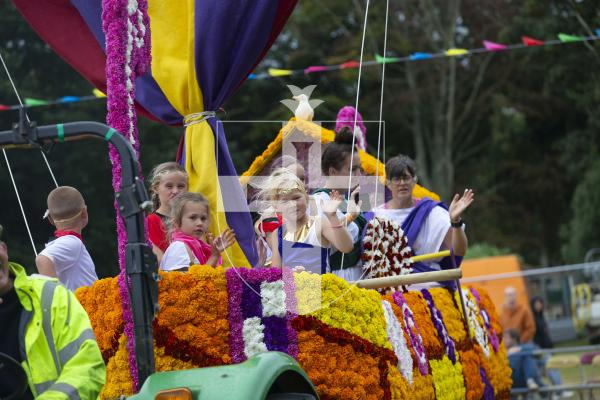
[464, 243, 512, 260]
[562, 160, 600, 263]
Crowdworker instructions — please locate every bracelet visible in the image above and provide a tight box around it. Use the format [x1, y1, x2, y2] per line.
[451, 219, 464, 228]
[345, 214, 355, 224]
[329, 224, 344, 229]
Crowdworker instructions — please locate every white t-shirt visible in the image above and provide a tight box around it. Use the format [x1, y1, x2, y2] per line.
[374, 205, 451, 268]
[160, 241, 198, 271]
[40, 235, 98, 291]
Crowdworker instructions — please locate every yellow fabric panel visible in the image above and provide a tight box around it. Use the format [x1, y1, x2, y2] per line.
[149, 0, 249, 266]
[147, 0, 203, 115]
[185, 122, 250, 267]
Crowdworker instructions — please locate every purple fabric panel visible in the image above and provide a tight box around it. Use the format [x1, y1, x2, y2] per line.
[208, 118, 258, 266]
[400, 197, 447, 248]
[193, 0, 279, 109]
[68, 0, 182, 124]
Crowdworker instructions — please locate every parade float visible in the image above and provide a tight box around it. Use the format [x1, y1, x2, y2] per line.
[8, 0, 513, 398]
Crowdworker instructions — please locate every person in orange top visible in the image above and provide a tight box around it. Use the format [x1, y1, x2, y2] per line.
[500, 286, 535, 343]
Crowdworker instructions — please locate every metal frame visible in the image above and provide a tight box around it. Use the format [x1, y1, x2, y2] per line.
[0, 109, 159, 385]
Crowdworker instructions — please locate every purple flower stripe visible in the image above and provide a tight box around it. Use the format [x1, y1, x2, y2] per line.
[262, 316, 289, 353]
[226, 268, 246, 363]
[241, 281, 263, 319]
[480, 367, 496, 400]
[421, 289, 457, 363]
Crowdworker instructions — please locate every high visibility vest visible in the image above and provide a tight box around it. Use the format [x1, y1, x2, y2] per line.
[11, 262, 105, 399]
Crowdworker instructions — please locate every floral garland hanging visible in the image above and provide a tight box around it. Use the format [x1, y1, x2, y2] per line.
[362, 217, 414, 293]
[102, 0, 151, 391]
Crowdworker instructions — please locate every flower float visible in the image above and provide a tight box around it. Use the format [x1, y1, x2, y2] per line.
[76, 267, 511, 399]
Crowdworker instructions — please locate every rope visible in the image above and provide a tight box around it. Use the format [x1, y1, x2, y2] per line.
[339, 0, 371, 272]
[0, 49, 59, 188]
[2, 149, 38, 256]
[374, 0, 390, 211]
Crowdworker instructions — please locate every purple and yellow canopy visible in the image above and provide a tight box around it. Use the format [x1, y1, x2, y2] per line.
[13, 0, 298, 266]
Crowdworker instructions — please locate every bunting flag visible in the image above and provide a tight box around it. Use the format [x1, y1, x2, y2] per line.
[558, 33, 585, 42]
[483, 40, 508, 51]
[445, 48, 468, 56]
[0, 92, 105, 111]
[522, 36, 545, 46]
[251, 31, 600, 80]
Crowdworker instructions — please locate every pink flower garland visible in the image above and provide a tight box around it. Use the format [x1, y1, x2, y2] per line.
[102, 0, 151, 391]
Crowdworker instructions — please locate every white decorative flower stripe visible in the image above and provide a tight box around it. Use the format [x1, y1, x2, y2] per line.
[382, 300, 414, 383]
[460, 290, 491, 357]
[261, 280, 287, 318]
[124, 0, 147, 144]
[242, 317, 268, 358]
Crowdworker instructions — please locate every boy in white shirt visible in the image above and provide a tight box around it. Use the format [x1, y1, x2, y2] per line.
[35, 186, 98, 291]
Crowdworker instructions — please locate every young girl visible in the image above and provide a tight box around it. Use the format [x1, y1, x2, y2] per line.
[160, 192, 236, 271]
[261, 169, 353, 274]
[147, 162, 189, 263]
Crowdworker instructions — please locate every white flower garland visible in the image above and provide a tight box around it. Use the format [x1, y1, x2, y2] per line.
[260, 280, 287, 318]
[242, 317, 268, 358]
[461, 291, 491, 357]
[125, 0, 146, 144]
[382, 300, 413, 383]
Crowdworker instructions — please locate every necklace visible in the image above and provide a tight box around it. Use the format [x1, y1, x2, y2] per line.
[283, 216, 311, 242]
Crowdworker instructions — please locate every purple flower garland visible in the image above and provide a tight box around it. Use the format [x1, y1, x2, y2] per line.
[102, 0, 151, 391]
[392, 292, 429, 375]
[480, 367, 496, 400]
[421, 289, 457, 363]
[226, 268, 298, 363]
[469, 287, 500, 353]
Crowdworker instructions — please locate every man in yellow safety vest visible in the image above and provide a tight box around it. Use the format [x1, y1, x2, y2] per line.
[0, 224, 105, 399]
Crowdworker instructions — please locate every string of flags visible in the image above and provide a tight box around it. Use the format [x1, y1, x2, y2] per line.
[1, 32, 598, 109]
[0, 88, 106, 112]
[249, 31, 600, 80]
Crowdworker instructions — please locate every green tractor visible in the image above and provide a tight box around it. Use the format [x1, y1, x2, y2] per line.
[0, 112, 318, 400]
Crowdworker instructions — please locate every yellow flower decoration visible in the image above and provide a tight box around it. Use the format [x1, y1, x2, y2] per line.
[240, 118, 438, 200]
[430, 355, 466, 400]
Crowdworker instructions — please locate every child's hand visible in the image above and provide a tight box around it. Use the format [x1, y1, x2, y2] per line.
[346, 186, 362, 218]
[321, 190, 343, 218]
[211, 228, 236, 254]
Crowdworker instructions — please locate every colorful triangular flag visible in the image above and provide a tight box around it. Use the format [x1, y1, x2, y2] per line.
[446, 48, 469, 56]
[268, 68, 293, 77]
[340, 60, 360, 69]
[521, 36, 544, 46]
[25, 98, 48, 106]
[375, 54, 401, 63]
[409, 52, 433, 61]
[558, 33, 584, 43]
[483, 40, 508, 51]
[92, 88, 106, 98]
